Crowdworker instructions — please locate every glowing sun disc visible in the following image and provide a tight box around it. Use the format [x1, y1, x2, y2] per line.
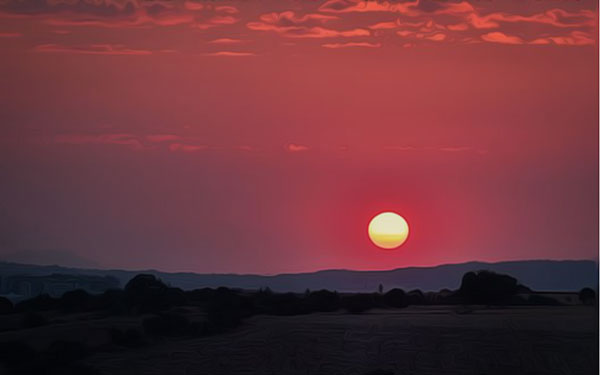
[368, 212, 409, 249]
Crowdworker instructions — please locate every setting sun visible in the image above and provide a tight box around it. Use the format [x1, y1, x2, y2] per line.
[368, 212, 409, 249]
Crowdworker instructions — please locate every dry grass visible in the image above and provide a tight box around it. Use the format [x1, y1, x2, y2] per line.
[81, 306, 598, 375]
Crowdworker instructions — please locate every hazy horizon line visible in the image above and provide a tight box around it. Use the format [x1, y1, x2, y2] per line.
[1, 257, 597, 278]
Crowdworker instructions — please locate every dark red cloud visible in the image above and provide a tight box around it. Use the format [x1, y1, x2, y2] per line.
[247, 10, 369, 39]
[0, 0, 239, 29]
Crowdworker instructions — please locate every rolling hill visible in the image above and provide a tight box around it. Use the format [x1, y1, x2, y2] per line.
[0, 259, 596, 294]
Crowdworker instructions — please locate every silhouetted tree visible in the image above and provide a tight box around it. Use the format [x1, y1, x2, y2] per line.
[15, 294, 58, 312]
[342, 293, 376, 314]
[125, 274, 168, 294]
[97, 289, 127, 314]
[406, 289, 425, 305]
[60, 289, 91, 312]
[185, 288, 217, 306]
[378, 284, 384, 294]
[304, 290, 340, 312]
[383, 288, 408, 308]
[205, 288, 253, 332]
[579, 287, 596, 306]
[254, 291, 303, 315]
[124, 274, 186, 313]
[459, 270, 521, 305]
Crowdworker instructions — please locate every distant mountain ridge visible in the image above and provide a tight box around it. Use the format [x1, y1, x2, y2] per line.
[0, 249, 100, 269]
[0, 260, 597, 293]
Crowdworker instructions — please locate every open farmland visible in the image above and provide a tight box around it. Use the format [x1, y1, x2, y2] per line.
[83, 306, 598, 375]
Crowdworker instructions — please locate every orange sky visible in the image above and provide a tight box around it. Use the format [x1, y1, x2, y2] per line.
[0, 0, 597, 273]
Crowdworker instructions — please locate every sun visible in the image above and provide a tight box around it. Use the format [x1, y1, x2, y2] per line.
[368, 212, 409, 249]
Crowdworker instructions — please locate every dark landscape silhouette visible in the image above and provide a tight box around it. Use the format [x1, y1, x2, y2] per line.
[0, 266, 597, 374]
[1, 259, 596, 298]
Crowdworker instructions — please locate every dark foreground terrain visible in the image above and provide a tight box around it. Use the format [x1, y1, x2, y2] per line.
[86, 306, 597, 375]
[0, 270, 596, 375]
[1, 306, 595, 375]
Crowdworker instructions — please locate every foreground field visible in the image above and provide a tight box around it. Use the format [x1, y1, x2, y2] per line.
[86, 306, 598, 375]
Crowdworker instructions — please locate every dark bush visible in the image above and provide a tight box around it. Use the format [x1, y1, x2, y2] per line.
[273, 293, 303, 315]
[458, 270, 521, 305]
[429, 289, 461, 305]
[579, 287, 596, 306]
[342, 294, 377, 314]
[98, 289, 127, 314]
[163, 287, 188, 306]
[205, 288, 253, 332]
[406, 289, 425, 305]
[125, 274, 187, 313]
[383, 288, 408, 308]
[142, 313, 191, 337]
[185, 288, 217, 306]
[254, 291, 304, 315]
[125, 274, 168, 292]
[304, 290, 340, 312]
[0, 296, 13, 314]
[21, 312, 47, 328]
[15, 294, 58, 312]
[60, 289, 91, 312]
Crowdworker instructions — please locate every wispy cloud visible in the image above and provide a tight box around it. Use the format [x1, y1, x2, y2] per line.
[384, 146, 415, 151]
[52, 133, 145, 150]
[322, 41, 381, 48]
[0, 32, 21, 37]
[530, 31, 594, 46]
[440, 146, 471, 152]
[315, 0, 595, 47]
[145, 134, 182, 143]
[480, 32, 524, 45]
[169, 143, 207, 152]
[32, 43, 154, 55]
[286, 143, 309, 152]
[425, 33, 446, 42]
[204, 51, 256, 57]
[247, 23, 370, 39]
[208, 38, 243, 44]
[0, 0, 240, 30]
[247, 10, 369, 39]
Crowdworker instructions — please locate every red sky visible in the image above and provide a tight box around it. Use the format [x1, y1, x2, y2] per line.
[0, 0, 597, 274]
